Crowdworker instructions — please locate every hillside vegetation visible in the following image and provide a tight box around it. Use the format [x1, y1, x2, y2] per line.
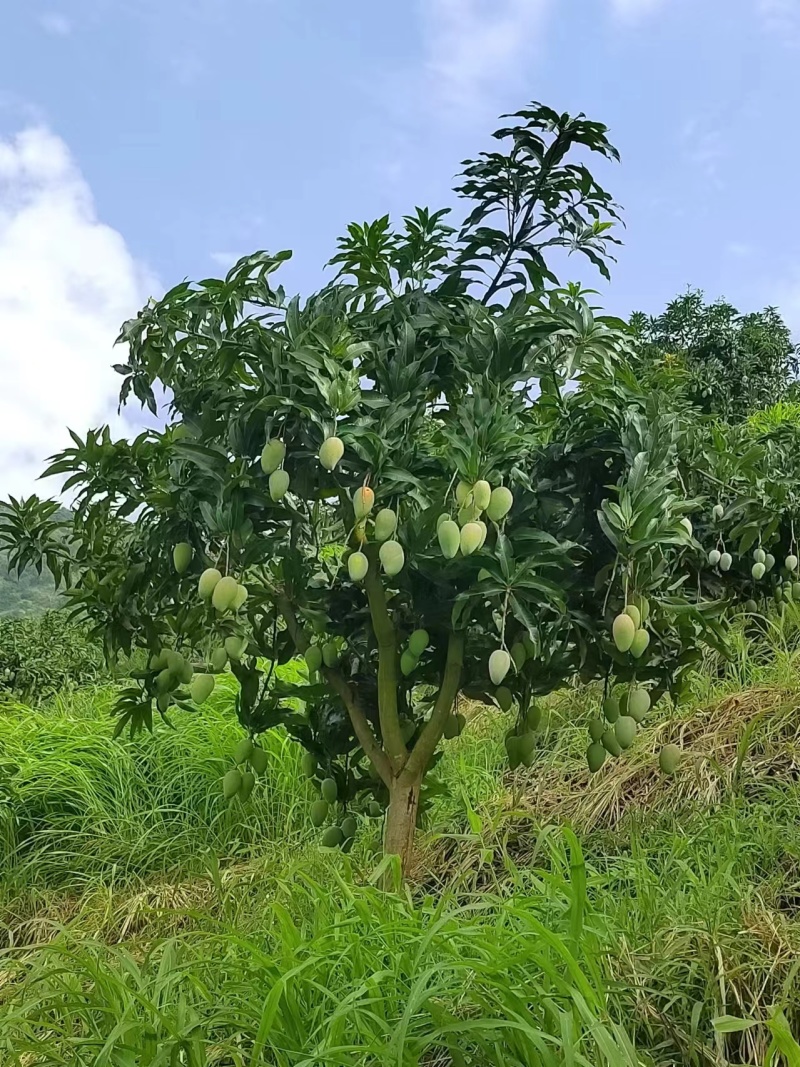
[0, 552, 62, 617]
[1, 612, 799, 1065]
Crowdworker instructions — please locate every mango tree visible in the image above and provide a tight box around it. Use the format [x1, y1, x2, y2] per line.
[0, 104, 734, 872]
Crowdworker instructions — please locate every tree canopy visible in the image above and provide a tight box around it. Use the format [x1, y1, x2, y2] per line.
[3, 102, 800, 871]
[631, 289, 798, 421]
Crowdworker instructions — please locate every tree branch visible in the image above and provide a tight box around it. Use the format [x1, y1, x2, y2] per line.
[276, 593, 392, 784]
[363, 551, 406, 767]
[404, 630, 465, 781]
[481, 132, 567, 306]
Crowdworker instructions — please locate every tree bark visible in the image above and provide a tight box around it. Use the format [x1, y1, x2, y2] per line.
[383, 774, 421, 875]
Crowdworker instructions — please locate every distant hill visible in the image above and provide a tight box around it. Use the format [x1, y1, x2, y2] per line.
[0, 507, 70, 618]
[0, 555, 64, 617]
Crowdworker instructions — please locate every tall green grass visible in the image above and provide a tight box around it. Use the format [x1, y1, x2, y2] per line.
[1, 610, 800, 1063]
[0, 834, 641, 1067]
[0, 677, 311, 896]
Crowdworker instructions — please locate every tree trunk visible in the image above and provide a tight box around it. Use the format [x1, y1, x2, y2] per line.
[383, 774, 421, 876]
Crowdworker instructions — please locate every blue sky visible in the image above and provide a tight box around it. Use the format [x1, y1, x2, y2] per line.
[1, 0, 799, 494]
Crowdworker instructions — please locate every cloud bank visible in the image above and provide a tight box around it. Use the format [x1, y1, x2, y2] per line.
[0, 127, 150, 498]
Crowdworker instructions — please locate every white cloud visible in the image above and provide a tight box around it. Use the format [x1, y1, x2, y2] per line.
[773, 275, 800, 339]
[420, 0, 550, 116]
[0, 127, 151, 499]
[609, 0, 666, 19]
[757, 0, 800, 40]
[209, 251, 237, 268]
[37, 12, 72, 35]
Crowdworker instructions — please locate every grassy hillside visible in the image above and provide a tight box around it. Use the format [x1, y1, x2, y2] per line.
[0, 554, 63, 617]
[1, 619, 799, 1063]
[0, 506, 70, 617]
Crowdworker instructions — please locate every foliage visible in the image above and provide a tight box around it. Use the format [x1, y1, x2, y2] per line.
[0, 677, 307, 892]
[631, 290, 799, 422]
[0, 611, 105, 702]
[0, 503, 72, 617]
[1, 616, 800, 1063]
[0, 102, 789, 868]
[0, 835, 639, 1067]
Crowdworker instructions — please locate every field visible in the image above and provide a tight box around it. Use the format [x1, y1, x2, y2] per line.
[1, 614, 799, 1065]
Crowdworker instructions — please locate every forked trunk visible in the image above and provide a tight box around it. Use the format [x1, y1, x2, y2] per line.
[383, 774, 421, 876]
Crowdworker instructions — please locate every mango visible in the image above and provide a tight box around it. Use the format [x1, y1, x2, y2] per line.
[628, 687, 651, 721]
[438, 520, 460, 559]
[222, 768, 242, 800]
[348, 551, 369, 582]
[250, 746, 268, 775]
[495, 686, 513, 711]
[341, 815, 357, 840]
[615, 715, 637, 750]
[233, 584, 248, 611]
[239, 770, 256, 801]
[623, 603, 641, 628]
[269, 469, 290, 501]
[659, 744, 682, 774]
[460, 522, 483, 556]
[588, 718, 604, 742]
[233, 737, 254, 765]
[210, 646, 228, 672]
[587, 742, 606, 773]
[612, 613, 636, 652]
[486, 486, 513, 522]
[455, 480, 472, 505]
[321, 777, 338, 804]
[190, 670, 216, 704]
[708, 549, 721, 566]
[518, 731, 536, 767]
[224, 635, 248, 660]
[353, 486, 375, 519]
[319, 436, 344, 471]
[400, 650, 418, 676]
[719, 552, 732, 571]
[310, 799, 329, 827]
[379, 540, 405, 577]
[322, 642, 339, 667]
[602, 694, 620, 722]
[156, 668, 174, 694]
[408, 629, 429, 657]
[510, 642, 526, 671]
[321, 826, 344, 848]
[602, 729, 622, 756]
[751, 562, 766, 580]
[301, 751, 317, 779]
[173, 542, 193, 574]
[260, 438, 285, 474]
[472, 480, 491, 512]
[374, 508, 397, 541]
[505, 734, 521, 769]
[630, 628, 650, 658]
[489, 648, 511, 685]
[305, 645, 323, 673]
[198, 567, 222, 600]
[212, 576, 239, 613]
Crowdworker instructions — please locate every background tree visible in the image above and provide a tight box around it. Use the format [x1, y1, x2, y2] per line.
[630, 289, 799, 422]
[0, 104, 754, 874]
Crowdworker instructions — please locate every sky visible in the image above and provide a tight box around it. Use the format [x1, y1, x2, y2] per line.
[1, 0, 799, 497]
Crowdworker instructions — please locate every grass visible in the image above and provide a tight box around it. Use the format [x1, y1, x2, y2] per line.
[1, 612, 800, 1063]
